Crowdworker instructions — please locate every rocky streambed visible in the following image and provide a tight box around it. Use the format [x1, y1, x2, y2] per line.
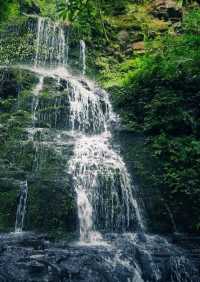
[0, 232, 200, 282]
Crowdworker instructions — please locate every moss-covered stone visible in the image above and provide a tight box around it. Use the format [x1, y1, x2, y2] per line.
[0, 67, 77, 236]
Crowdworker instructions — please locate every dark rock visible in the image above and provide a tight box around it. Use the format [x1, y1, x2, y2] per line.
[0, 69, 19, 99]
[21, 2, 41, 15]
[0, 232, 199, 282]
[151, 0, 182, 22]
[79, 79, 91, 91]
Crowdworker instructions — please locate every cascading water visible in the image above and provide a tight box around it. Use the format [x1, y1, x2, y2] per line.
[32, 76, 44, 126]
[80, 40, 86, 75]
[34, 17, 66, 67]
[55, 60, 144, 242]
[69, 131, 144, 242]
[67, 80, 110, 133]
[15, 181, 28, 233]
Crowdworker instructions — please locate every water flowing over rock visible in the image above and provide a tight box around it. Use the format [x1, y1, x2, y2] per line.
[67, 78, 110, 133]
[69, 132, 144, 242]
[15, 181, 28, 233]
[35, 17, 66, 67]
[80, 40, 86, 75]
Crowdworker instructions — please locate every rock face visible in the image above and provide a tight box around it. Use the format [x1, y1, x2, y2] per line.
[0, 67, 77, 236]
[151, 0, 182, 22]
[21, 1, 41, 15]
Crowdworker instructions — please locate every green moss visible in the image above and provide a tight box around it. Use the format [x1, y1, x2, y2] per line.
[0, 31, 35, 64]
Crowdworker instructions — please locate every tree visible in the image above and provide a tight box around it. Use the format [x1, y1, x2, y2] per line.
[57, 0, 108, 39]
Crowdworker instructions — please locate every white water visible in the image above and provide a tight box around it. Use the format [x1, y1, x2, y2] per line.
[35, 17, 43, 67]
[80, 40, 86, 75]
[69, 132, 144, 242]
[64, 69, 144, 242]
[32, 76, 44, 126]
[34, 17, 66, 67]
[15, 180, 28, 233]
[67, 79, 110, 133]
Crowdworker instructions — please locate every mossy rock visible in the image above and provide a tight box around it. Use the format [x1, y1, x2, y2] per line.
[0, 67, 77, 236]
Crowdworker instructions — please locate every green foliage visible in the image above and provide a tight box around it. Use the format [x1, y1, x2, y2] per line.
[57, 0, 103, 38]
[108, 8, 200, 232]
[0, 0, 19, 22]
[182, 8, 200, 33]
[0, 19, 36, 64]
[57, 0, 128, 40]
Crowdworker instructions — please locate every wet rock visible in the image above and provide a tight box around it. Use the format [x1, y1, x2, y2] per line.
[21, 2, 41, 15]
[28, 260, 47, 274]
[79, 79, 91, 91]
[0, 68, 38, 99]
[0, 232, 199, 282]
[0, 67, 77, 235]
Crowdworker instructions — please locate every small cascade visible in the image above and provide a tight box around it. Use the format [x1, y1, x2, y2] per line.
[31, 76, 44, 172]
[15, 181, 28, 233]
[34, 17, 66, 67]
[80, 40, 86, 75]
[67, 80, 110, 133]
[66, 29, 70, 65]
[23, 66, 144, 242]
[14, 77, 44, 233]
[35, 17, 43, 67]
[32, 76, 44, 126]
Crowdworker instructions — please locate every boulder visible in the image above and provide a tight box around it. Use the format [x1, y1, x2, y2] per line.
[132, 41, 145, 54]
[117, 30, 129, 43]
[151, 0, 182, 22]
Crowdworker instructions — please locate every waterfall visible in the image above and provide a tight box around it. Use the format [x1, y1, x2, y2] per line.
[66, 76, 144, 242]
[34, 17, 66, 67]
[5, 17, 198, 279]
[15, 181, 28, 233]
[80, 40, 86, 75]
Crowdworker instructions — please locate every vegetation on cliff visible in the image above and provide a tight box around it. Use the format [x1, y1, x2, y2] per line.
[101, 5, 200, 232]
